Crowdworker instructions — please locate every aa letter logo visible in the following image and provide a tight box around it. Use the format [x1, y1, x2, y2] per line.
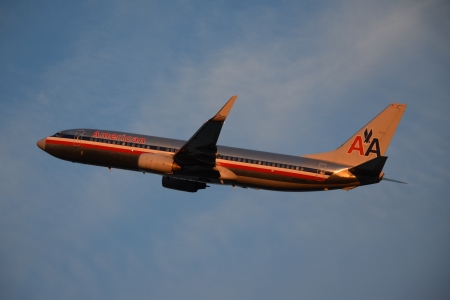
[347, 128, 381, 157]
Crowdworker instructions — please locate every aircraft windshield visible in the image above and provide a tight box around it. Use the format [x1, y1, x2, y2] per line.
[52, 132, 64, 137]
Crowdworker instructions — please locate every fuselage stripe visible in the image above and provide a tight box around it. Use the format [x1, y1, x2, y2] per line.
[46, 137, 330, 181]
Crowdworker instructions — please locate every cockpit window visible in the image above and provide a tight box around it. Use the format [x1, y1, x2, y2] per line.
[52, 132, 64, 137]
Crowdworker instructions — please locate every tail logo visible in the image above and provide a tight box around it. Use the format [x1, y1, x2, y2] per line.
[347, 128, 381, 157]
[364, 128, 372, 143]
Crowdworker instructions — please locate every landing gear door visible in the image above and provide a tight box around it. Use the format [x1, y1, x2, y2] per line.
[316, 163, 327, 181]
[73, 130, 85, 146]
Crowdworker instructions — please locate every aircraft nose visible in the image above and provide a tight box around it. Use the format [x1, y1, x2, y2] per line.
[37, 138, 46, 151]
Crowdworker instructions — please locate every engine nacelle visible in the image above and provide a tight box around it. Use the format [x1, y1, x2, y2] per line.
[138, 153, 180, 174]
[162, 176, 207, 193]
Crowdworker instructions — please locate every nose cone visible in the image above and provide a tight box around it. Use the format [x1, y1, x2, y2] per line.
[37, 138, 46, 151]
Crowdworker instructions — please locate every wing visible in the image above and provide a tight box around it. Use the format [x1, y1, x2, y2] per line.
[173, 96, 237, 174]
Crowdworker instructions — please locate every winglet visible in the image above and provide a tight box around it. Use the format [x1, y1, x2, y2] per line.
[211, 95, 237, 122]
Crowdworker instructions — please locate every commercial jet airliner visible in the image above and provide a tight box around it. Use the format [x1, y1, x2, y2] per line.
[37, 96, 406, 192]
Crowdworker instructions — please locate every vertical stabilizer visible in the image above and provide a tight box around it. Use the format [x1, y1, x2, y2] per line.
[304, 103, 406, 166]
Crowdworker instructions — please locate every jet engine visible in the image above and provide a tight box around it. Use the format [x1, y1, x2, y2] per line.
[138, 153, 181, 174]
[162, 176, 207, 193]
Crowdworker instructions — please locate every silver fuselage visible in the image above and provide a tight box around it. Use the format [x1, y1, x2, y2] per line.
[38, 128, 378, 192]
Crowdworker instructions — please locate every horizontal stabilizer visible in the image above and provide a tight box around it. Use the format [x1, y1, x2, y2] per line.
[383, 177, 407, 184]
[349, 156, 387, 176]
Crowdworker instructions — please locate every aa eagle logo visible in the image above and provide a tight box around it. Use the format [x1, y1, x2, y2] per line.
[347, 128, 381, 157]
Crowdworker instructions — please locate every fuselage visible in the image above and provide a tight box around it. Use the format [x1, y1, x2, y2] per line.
[37, 128, 374, 192]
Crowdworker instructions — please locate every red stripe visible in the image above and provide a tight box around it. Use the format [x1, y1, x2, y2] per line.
[219, 162, 320, 181]
[46, 138, 148, 155]
[46, 138, 326, 181]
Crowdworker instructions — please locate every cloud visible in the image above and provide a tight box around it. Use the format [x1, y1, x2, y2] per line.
[1, 0, 450, 299]
[130, 0, 448, 155]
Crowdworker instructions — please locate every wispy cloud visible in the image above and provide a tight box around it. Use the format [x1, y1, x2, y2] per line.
[1, 0, 449, 299]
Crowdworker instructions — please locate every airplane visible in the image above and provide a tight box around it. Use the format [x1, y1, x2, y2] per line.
[36, 96, 407, 192]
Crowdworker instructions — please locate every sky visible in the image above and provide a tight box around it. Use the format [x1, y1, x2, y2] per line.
[1, 0, 449, 299]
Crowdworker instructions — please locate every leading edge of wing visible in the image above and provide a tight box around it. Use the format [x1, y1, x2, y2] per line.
[173, 96, 237, 169]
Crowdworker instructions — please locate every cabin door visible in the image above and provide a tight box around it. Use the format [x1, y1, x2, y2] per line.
[73, 130, 85, 146]
[316, 163, 327, 181]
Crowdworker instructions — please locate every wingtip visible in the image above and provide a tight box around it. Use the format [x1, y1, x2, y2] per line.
[212, 95, 238, 121]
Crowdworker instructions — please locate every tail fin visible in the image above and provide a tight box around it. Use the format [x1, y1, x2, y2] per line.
[304, 103, 407, 166]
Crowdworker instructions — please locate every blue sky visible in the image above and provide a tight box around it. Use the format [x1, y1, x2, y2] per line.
[1, 0, 449, 299]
